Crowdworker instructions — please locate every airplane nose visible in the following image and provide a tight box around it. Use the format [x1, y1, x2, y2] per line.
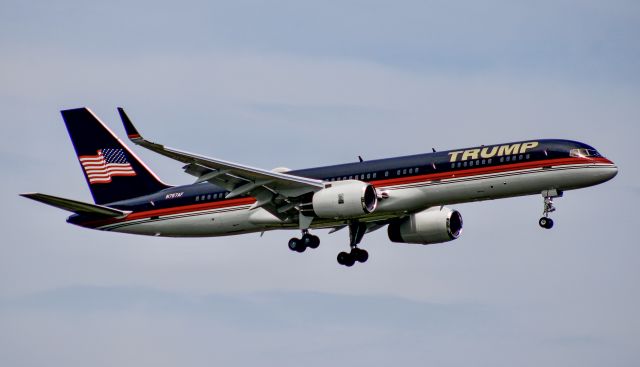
[600, 158, 618, 181]
[608, 165, 619, 180]
[599, 161, 618, 182]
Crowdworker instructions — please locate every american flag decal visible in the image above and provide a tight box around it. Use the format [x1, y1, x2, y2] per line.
[79, 149, 136, 184]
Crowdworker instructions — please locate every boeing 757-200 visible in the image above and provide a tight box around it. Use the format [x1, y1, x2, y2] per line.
[21, 108, 618, 266]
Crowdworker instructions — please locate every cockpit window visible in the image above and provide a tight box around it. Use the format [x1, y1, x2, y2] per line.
[570, 148, 601, 158]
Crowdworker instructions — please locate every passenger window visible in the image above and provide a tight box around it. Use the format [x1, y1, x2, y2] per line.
[373, 173, 377, 178]
[518, 155, 523, 160]
[469, 161, 474, 167]
[415, 167, 419, 173]
[402, 169, 407, 175]
[488, 158, 492, 164]
[451, 163, 456, 168]
[457, 162, 461, 168]
[500, 157, 504, 162]
[366, 173, 371, 179]
[481, 159, 486, 165]
[207, 194, 211, 200]
[475, 160, 479, 166]
[409, 168, 413, 174]
[396, 170, 401, 175]
[506, 157, 510, 162]
[195, 196, 199, 202]
[360, 174, 364, 179]
[384, 171, 389, 177]
[525, 154, 530, 159]
[463, 161, 467, 167]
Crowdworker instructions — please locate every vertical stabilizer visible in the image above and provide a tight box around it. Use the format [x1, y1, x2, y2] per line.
[61, 108, 171, 204]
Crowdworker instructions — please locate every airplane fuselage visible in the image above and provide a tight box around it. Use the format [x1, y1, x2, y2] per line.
[68, 139, 617, 237]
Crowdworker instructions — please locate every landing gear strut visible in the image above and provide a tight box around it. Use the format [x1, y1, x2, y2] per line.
[337, 221, 369, 267]
[288, 230, 320, 253]
[539, 190, 562, 229]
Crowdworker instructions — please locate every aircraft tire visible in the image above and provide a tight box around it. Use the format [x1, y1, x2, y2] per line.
[288, 237, 306, 252]
[308, 235, 320, 249]
[337, 251, 354, 266]
[302, 234, 320, 249]
[353, 248, 369, 263]
[539, 217, 554, 229]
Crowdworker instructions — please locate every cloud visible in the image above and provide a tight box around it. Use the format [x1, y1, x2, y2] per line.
[1, 1, 640, 366]
[3, 286, 625, 367]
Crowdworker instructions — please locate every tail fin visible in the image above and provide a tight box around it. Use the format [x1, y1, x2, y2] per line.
[61, 108, 171, 204]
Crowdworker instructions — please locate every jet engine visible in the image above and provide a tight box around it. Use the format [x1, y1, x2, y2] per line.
[388, 207, 463, 245]
[312, 180, 377, 219]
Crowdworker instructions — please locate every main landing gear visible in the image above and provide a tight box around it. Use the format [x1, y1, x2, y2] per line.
[286, 222, 370, 267]
[288, 230, 320, 253]
[539, 190, 562, 229]
[337, 221, 369, 267]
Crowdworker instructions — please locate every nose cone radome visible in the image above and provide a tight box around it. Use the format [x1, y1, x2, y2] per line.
[599, 158, 618, 183]
[606, 164, 619, 181]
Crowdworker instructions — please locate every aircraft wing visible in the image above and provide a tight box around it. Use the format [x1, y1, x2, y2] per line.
[118, 108, 325, 209]
[20, 193, 130, 218]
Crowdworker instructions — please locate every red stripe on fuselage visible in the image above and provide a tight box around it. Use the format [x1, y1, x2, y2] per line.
[78, 156, 612, 229]
[373, 156, 611, 187]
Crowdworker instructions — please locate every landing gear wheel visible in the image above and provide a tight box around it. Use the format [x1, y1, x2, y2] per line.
[302, 234, 320, 249]
[288, 237, 306, 252]
[310, 235, 320, 249]
[337, 252, 355, 267]
[539, 217, 554, 229]
[352, 248, 369, 263]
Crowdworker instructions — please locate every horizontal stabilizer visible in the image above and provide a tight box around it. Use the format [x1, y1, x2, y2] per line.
[20, 193, 130, 218]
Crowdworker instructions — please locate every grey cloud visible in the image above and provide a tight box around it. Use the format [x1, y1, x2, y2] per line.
[3, 287, 630, 367]
[1, 1, 639, 366]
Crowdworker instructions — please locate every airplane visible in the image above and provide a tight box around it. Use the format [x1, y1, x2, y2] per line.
[21, 107, 618, 267]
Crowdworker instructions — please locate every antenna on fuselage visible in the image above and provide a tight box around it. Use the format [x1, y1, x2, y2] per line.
[358, 155, 364, 162]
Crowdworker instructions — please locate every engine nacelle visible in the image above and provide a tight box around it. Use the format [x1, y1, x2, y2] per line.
[312, 180, 378, 219]
[388, 207, 463, 245]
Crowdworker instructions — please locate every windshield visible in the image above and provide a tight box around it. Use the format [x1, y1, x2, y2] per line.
[569, 148, 601, 158]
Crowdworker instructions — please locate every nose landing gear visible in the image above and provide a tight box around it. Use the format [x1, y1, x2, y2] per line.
[539, 189, 562, 229]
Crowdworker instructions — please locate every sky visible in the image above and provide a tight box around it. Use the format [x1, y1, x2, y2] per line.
[1, 0, 639, 366]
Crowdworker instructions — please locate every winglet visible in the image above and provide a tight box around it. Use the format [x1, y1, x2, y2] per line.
[117, 107, 142, 140]
[117, 107, 168, 154]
